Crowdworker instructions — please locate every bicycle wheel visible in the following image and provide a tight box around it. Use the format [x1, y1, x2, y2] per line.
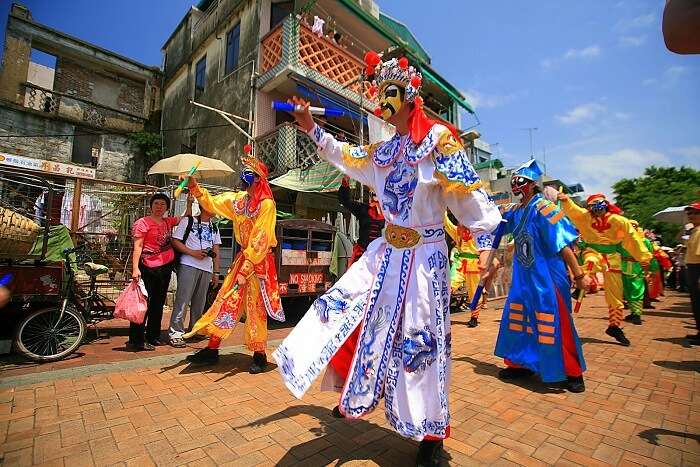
[15, 306, 86, 362]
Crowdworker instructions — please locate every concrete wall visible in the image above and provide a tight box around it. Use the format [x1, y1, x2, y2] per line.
[162, 0, 260, 180]
[0, 104, 144, 182]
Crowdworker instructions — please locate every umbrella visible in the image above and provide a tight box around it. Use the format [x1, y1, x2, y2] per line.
[147, 153, 234, 179]
[652, 206, 688, 225]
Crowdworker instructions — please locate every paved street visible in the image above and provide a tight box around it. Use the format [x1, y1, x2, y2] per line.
[0, 291, 698, 466]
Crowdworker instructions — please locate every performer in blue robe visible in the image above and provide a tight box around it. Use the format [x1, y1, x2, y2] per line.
[494, 160, 589, 393]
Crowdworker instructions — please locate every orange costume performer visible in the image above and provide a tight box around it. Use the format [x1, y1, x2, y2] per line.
[184, 156, 284, 372]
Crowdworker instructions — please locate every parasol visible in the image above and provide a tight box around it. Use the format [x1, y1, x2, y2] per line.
[652, 206, 688, 225]
[147, 154, 234, 179]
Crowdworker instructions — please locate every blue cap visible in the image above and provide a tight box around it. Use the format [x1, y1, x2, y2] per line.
[514, 159, 543, 181]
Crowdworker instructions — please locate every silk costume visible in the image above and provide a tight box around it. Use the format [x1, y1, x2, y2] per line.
[444, 213, 484, 321]
[185, 158, 284, 351]
[273, 119, 501, 441]
[560, 197, 652, 328]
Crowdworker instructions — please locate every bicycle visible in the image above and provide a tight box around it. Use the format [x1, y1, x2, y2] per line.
[14, 245, 115, 362]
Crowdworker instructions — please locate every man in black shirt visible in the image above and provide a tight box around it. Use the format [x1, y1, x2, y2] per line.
[338, 176, 385, 266]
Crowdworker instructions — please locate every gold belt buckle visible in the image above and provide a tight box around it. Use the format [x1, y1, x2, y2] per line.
[384, 224, 422, 249]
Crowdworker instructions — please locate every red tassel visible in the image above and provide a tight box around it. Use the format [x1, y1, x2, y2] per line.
[364, 50, 381, 67]
[243, 144, 253, 154]
[410, 75, 422, 88]
[414, 96, 423, 107]
[398, 57, 409, 69]
[365, 65, 376, 76]
[373, 107, 383, 117]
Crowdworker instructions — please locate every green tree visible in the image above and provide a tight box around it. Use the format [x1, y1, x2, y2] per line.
[613, 166, 700, 246]
[129, 131, 162, 167]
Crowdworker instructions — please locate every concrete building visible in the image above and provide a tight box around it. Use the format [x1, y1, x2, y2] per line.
[0, 3, 162, 182]
[161, 0, 476, 214]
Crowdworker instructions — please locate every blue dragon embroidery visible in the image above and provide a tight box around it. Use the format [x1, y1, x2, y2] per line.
[347, 305, 390, 397]
[402, 326, 438, 373]
[313, 287, 350, 323]
[213, 312, 236, 329]
[383, 160, 418, 222]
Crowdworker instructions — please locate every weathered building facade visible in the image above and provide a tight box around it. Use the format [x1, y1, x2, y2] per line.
[0, 3, 162, 182]
[161, 0, 476, 198]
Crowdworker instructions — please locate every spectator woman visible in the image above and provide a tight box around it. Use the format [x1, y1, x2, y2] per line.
[127, 193, 191, 351]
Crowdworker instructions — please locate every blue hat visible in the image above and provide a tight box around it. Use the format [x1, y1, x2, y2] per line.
[514, 159, 543, 181]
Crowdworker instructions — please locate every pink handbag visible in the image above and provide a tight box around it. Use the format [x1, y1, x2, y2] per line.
[114, 280, 148, 324]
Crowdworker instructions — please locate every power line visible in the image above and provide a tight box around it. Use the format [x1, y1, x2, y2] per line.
[0, 121, 237, 139]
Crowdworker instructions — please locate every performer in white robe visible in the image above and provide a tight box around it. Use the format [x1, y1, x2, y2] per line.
[273, 52, 501, 466]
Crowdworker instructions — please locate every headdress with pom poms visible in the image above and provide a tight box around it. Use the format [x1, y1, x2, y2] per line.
[364, 51, 422, 104]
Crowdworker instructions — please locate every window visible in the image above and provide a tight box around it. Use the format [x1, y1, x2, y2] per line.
[195, 56, 206, 99]
[72, 128, 99, 166]
[225, 24, 240, 75]
[270, 1, 293, 30]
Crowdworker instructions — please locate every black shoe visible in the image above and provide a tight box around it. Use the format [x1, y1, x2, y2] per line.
[624, 314, 642, 325]
[498, 367, 534, 380]
[331, 405, 344, 418]
[566, 376, 586, 393]
[186, 347, 219, 364]
[147, 338, 165, 347]
[605, 326, 631, 346]
[249, 352, 267, 374]
[169, 337, 186, 348]
[125, 342, 155, 352]
[467, 317, 478, 328]
[416, 440, 443, 467]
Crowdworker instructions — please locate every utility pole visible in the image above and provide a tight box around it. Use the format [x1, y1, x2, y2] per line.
[521, 127, 538, 157]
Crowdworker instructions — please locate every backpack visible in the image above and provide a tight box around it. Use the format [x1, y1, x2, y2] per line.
[174, 216, 219, 266]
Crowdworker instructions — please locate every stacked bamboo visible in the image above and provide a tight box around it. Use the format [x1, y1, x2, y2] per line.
[0, 206, 41, 257]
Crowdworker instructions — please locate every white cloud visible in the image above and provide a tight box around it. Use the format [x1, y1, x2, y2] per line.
[666, 65, 688, 77]
[642, 78, 657, 86]
[563, 45, 601, 59]
[461, 89, 519, 109]
[541, 45, 601, 69]
[677, 145, 700, 158]
[617, 13, 656, 30]
[570, 148, 671, 198]
[556, 103, 606, 125]
[614, 112, 632, 120]
[619, 35, 647, 47]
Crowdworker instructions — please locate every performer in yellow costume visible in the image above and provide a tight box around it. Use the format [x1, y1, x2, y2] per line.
[558, 193, 651, 346]
[184, 154, 284, 373]
[444, 212, 494, 327]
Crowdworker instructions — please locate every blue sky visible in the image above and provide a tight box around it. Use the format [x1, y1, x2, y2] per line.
[1, 0, 698, 198]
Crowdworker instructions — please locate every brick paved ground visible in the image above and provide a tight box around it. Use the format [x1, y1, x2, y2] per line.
[0, 291, 698, 466]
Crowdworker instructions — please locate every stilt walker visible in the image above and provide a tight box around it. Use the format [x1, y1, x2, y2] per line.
[495, 160, 588, 392]
[444, 212, 494, 327]
[558, 193, 652, 345]
[273, 53, 501, 466]
[184, 150, 284, 373]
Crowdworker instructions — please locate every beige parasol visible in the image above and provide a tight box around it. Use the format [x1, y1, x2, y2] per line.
[147, 153, 234, 179]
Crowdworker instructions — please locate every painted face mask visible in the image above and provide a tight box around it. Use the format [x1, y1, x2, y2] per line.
[510, 175, 531, 196]
[589, 200, 608, 216]
[240, 169, 256, 189]
[379, 84, 404, 121]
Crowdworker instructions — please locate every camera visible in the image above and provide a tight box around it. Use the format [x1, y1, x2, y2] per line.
[205, 248, 217, 259]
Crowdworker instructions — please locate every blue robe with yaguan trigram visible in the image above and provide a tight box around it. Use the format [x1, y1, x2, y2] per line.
[494, 194, 586, 382]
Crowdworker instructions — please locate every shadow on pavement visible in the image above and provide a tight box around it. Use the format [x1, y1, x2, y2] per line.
[638, 427, 700, 445]
[158, 352, 277, 381]
[455, 355, 566, 394]
[579, 336, 625, 346]
[652, 360, 700, 373]
[653, 336, 695, 349]
[234, 404, 452, 466]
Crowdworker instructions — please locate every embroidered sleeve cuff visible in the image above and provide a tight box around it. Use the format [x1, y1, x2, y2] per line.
[239, 259, 255, 278]
[475, 233, 494, 251]
[307, 123, 326, 148]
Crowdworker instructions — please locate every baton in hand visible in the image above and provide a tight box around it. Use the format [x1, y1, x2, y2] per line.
[174, 161, 201, 198]
[469, 220, 507, 312]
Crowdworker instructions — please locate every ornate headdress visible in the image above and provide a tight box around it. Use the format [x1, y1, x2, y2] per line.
[513, 159, 543, 182]
[240, 144, 273, 211]
[364, 52, 423, 105]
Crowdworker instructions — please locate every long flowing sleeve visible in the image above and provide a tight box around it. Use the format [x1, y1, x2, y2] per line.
[242, 198, 277, 268]
[191, 184, 241, 221]
[560, 197, 590, 227]
[306, 124, 376, 189]
[611, 216, 653, 263]
[445, 188, 500, 250]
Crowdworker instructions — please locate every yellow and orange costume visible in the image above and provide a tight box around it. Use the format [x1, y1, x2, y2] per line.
[444, 213, 484, 322]
[560, 194, 651, 335]
[185, 157, 283, 352]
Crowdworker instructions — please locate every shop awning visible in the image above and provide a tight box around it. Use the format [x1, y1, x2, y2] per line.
[270, 161, 344, 192]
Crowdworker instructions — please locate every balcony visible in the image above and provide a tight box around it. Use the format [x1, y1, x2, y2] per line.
[255, 123, 320, 179]
[258, 17, 376, 109]
[21, 82, 146, 132]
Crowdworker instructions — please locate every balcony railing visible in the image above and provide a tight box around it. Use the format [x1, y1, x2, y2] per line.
[255, 123, 320, 179]
[259, 17, 376, 107]
[21, 82, 146, 131]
